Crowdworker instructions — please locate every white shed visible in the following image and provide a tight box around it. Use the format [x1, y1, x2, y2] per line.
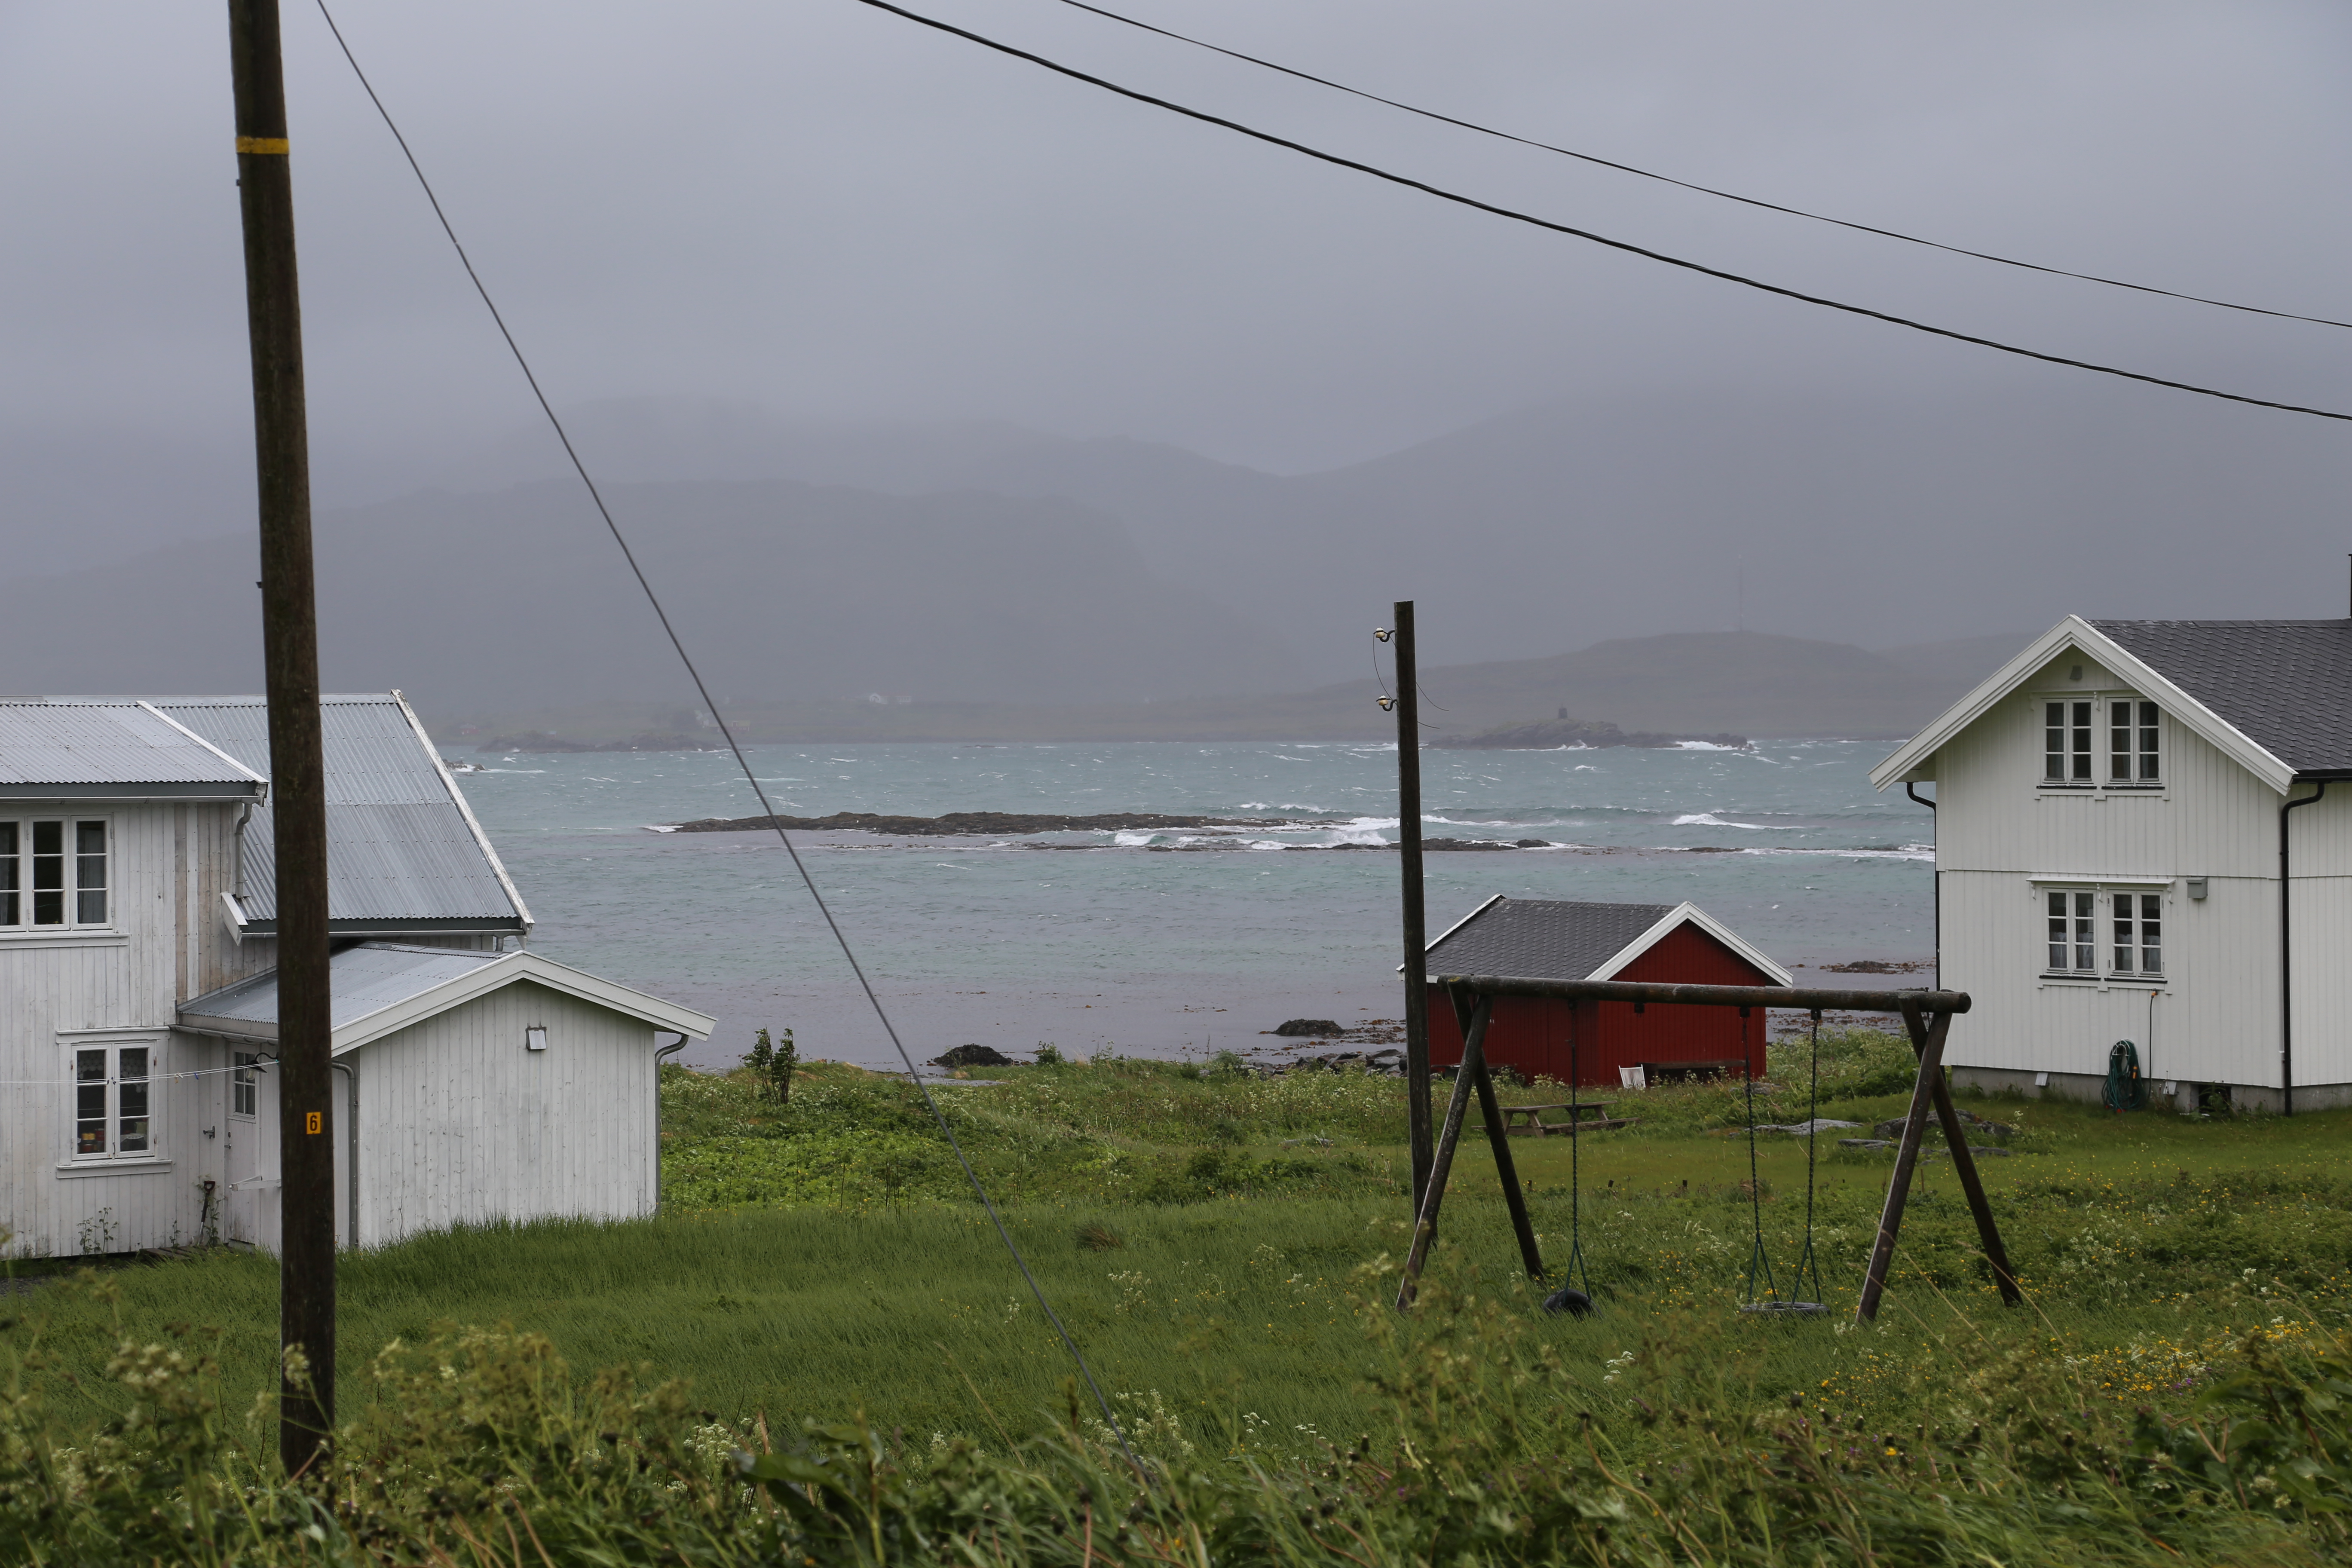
[178, 943, 713, 1250]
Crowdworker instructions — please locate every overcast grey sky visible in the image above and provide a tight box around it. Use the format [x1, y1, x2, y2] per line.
[6, 1, 2352, 588]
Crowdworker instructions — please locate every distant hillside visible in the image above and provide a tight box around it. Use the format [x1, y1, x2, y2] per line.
[449, 628, 2027, 745]
[0, 479, 1299, 714]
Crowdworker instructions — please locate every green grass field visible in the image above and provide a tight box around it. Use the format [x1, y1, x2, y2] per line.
[10, 1038, 2352, 1562]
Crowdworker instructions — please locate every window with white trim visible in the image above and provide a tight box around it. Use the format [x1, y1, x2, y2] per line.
[231, 1052, 259, 1119]
[0, 818, 109, 928]
[2042, 698, 2159, 787]
[72, 1043, 157, 1161]
[2043, 888, 2163, 979]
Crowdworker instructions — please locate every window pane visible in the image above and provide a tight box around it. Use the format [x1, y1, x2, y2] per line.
[2113, 895, 2134, 971]
[2072, 702, 2092, 727]
[31, 821, 62, 925]
[75, 1049, 106, 1156]
[0, 822, 15, 926]
[73, 821, 105, 924]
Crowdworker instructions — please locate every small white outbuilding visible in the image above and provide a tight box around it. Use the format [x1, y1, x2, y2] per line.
[179, 942, 714, 1251]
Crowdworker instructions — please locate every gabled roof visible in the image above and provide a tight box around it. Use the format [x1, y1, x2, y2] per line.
[0, 700, 267, 799]
[154, 694, 531, 934]
[1416, 896, 1792, 986]
[2092, 620, 2352, 776]
[1869, 617, 2315, 795]
[177, 941, 714, 1054]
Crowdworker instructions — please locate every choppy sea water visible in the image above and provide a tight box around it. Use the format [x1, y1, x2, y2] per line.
[452, 738, 1932, 1071]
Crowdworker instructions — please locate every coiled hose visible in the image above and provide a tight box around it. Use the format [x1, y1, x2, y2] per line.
[2103, 1038, 2146, 1112]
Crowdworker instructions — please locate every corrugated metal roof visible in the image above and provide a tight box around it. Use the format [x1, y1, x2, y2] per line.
[0, 701, 265, 792]
[180, 941, 507, 1031]
[2091, 619, 2352, 775]
[1425, 897, 1677, 982]
[155, 695, 530, 931]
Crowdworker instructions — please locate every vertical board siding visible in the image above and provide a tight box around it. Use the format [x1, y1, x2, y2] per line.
[1928, 653, 2334, 1091]
[352, 980, 655, 1249]
[2, 802, 236, 1258]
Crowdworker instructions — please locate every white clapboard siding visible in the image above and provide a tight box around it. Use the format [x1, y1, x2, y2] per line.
[2, 802, 211, 1258]
[1920, 649, 2352, 1096]
[349, 980, 657, 1249]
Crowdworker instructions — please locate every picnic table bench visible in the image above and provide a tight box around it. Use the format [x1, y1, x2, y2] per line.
[1499, 1101, 1637, 1135]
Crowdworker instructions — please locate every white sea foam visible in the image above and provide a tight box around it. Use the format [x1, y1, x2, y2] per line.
[1670, 812, 1788, 830]
[640, 824, 679, 833]
[1672, 741, 1745, 751]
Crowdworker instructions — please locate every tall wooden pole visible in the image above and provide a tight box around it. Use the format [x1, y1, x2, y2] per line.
[227, 0, 336, 1475]
[1393, 602, 1433, 1212]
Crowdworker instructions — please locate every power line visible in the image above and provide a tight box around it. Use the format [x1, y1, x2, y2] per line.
[1049, 0, 2352, 334]
[309, 0, 1143, 1476]
[853, 0, 2352, 426]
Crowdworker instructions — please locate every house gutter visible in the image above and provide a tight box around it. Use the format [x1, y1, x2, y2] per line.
[1906, 784, 1938, 990]
[652, 1031, 691, 1213]
[2280, 778, 2336, 1117]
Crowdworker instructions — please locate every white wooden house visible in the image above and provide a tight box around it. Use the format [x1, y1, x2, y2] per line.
[0, 693, 711, 1259]
[1873, 617, 2352, 1112]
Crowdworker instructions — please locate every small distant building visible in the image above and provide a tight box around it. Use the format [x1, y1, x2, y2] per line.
[0, 692, 711, 1259]
[1418, 897, 1791, 1087]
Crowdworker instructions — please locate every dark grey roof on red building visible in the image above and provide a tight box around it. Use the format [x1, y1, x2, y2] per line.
[2092, 619, 2352, 775]
[1424, 897, 1677, 982]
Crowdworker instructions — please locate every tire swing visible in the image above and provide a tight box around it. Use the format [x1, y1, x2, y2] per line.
[1739, 1006, 1829, 1318]
[1541, 1000, 1597, 1318]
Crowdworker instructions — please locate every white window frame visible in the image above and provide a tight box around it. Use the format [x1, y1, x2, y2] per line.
[2039, 694, 2162, 791]
[230, 1051, 261, 1120]
[64, 1035, 165, 1165]
[0, 815, 113, 931]
[2035, 880, 2168, 985]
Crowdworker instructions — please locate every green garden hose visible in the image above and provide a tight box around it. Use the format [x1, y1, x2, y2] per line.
[2103, 1039, 2146, 1112]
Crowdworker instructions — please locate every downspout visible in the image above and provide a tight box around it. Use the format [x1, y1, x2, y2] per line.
[329, 1060, 358, 1245]
[2280, 778, 2331, 1117]
[1906, 783, 1938, 991]
[231, 800, 255, 904]
[652, 1032, 690, 1213]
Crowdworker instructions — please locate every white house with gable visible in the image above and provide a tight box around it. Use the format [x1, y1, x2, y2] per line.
[0, 693, 711, 1259]
[1873, 616, 2352, 1113]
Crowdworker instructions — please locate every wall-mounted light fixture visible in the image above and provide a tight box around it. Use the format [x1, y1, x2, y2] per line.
[525, 1026, 548, 1053]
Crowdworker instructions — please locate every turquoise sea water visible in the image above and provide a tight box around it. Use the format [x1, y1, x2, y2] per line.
[451, 738, 1932, 1070]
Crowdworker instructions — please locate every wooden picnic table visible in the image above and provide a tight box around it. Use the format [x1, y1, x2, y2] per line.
[1499, 1102, 1636, 1135]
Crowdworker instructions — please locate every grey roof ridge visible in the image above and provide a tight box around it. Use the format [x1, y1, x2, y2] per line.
[132, 701, 269, 787]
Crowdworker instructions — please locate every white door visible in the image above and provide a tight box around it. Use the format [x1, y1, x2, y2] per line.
[220, 1052, 277, 1246]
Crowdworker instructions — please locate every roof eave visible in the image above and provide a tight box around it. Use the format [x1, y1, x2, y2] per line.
[1588, 900, 1795, 988]
[0, 781, 267, 800]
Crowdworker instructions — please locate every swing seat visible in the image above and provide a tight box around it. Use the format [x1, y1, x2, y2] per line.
[1738, 1301, 1831, 1317]
[1541, 1286, 1595, 1318]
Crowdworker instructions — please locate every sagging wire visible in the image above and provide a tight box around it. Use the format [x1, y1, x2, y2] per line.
[309, 0, 1144, 1478]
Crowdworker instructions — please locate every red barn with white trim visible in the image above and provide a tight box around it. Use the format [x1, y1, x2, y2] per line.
[1419, 897, 1791, 1087]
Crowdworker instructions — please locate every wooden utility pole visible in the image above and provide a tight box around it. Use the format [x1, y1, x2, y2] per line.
[227, 0, 337, 1474]
[1391, 603, 1433, 1211]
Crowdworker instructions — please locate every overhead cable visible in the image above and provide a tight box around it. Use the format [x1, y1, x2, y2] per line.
[310, 0, 1143, 1475]
[853, 0, 2352, 426]
[1050, 0, 2352, 334]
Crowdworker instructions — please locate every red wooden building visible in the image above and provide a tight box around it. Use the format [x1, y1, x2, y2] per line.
[1419, 897, 1791, 1087]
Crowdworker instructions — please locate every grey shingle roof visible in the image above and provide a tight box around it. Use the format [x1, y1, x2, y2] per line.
[1424, 897, 1676, 982]
[2092, 620, 2352, 775]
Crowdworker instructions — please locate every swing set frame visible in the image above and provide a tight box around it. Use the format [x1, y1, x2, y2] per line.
[1392, 975, 2023, 1323]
